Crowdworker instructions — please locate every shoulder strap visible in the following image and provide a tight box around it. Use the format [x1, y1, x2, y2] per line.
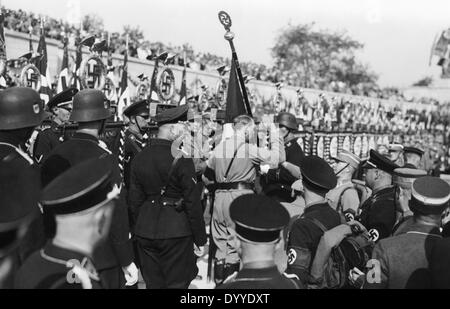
[284, 214, 303, 249]
[337, 186, 355, 213]
[303, 217, 328, 233]
[286, 215, 329, 247]
[224, 142, 245, 181]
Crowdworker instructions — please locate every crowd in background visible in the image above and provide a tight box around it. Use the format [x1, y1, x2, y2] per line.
[3, 6, 450, 152]
[3, 7, 450, 137]
[3, 6, 448, 107]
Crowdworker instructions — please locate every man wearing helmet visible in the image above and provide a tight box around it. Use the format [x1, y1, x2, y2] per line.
[41, 89, 137, 289]
[0, 87, 47, 263]
[0, 87, 46, 167]
[261, 112, 305, 203]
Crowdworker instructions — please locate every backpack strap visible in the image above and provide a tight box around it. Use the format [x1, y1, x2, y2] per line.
[284, 214, 303, 249]
[303, 217, 328, 233]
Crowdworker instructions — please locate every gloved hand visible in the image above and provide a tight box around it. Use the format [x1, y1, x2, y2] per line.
[122, 262, 139, 287]
[260, 164, 270, 175]
[194, 245, 205, 257]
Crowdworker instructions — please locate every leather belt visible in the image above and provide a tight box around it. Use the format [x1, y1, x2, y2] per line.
[216, 182, 254, 191]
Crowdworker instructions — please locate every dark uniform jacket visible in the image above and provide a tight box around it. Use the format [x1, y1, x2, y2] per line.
[41, 132, 134, 271]
[285, 202, 341, 285]
[0, 133, 46, 264]
[218, 266, 303, 289]
[15, 242, 102, 289]
[262, 138, 305, 203]
[123, 130, 146, 190]
[358, 186, 396, 242]
[32, 121, 63, 164]
[0, 132, 34, 167]
[128, 138, 207, 247]
[431, 237, 450, 289]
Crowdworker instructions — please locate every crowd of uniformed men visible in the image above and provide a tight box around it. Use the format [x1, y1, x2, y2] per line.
[1, 85, 450, 289]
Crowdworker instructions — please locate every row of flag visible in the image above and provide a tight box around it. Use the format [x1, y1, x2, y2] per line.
[0, 8, 251, 125]
[0, 9, 53, 101]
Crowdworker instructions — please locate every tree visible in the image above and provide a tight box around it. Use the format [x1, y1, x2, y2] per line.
[271, 23, 378, 91]
[412, 76, 433, 87]
[82, 14, 104, 37]
[122, 25, 146, 56]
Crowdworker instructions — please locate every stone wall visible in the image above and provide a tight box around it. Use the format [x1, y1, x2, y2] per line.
[5, 29, 435, 112]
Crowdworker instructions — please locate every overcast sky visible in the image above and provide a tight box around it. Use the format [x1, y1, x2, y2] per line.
[3, 0, 450, 88]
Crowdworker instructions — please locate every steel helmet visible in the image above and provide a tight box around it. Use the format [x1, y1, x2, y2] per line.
[70, 89, 111, 123]
[0, 87, 46, 130]
[277, 112, 298, 131]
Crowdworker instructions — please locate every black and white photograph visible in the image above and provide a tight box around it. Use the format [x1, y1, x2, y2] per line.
[0, 0, 450, 293]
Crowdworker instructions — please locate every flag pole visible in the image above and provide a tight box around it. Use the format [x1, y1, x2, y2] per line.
[40, 16, 44, 35]
[0, 5, 7, 80]
[218, 11, 252, 117]
[178, 49, 187, 106]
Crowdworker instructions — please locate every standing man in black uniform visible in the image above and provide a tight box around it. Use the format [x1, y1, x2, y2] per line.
[218, 194, 302, 289]
[284, 156, 341, 287]
[16, 157, 119, 289]
[41, 89, 137, 289]
[31, 88, 78, 164]
[122, 99, 150, 274]
[359, 150, 399, 242]
[0, 162, 41, 289]
[261, 112, 304, 203]
[0, 87, 47, 264]
[122, 99, 150, 190]
[128, 105, 207, 289]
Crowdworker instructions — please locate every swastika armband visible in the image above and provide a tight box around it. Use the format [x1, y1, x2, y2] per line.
[287, 246, 311, 270]
[368, 228, 380, 242]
